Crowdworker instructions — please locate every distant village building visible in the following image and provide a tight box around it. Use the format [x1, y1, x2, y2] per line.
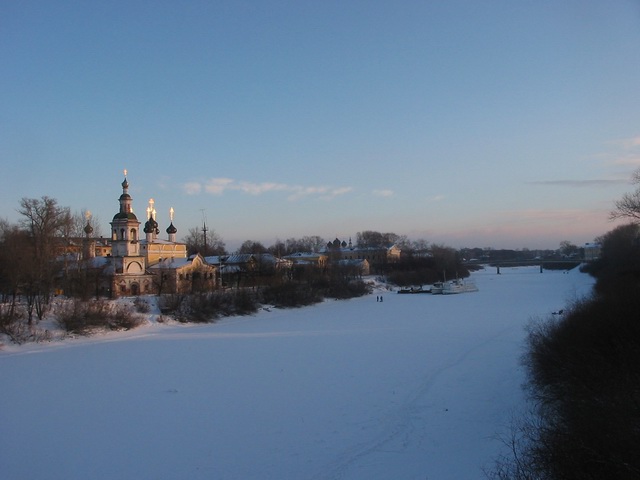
[206, 253, 291, 288]
[282, 252, 328, 268]
[323, 237, 401, 269]
[149, 253, 215, 294]
[337, 258, 370, 276]
[583, 242, 601, 262]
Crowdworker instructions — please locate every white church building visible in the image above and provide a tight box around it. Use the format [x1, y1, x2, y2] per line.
[84, 172, 215, 297]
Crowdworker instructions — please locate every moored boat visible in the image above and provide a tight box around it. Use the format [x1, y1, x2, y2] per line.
[441, 278, 478, 294]
[430, 281, 445, 295]
[397, 286, 430, 294]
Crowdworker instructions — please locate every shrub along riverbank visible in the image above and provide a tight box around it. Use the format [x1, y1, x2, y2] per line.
[490, 225, 640, 480]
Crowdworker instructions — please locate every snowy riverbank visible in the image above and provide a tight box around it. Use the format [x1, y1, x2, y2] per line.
[0, 266, 594, 480]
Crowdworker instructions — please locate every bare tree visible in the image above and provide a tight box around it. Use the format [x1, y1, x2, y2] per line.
[430, 244, 465, 279]
[0, 221, 30, 313]
[268, 239, 287, 257]
[559, 240, 579, 257]
[183, 226, 226, 256]
[70, 210, 103, 238]
[279, 236, 326, 254]
[611, 168, 640, 221]
[17, 196, 72, 323]
[412, 238, 430, 252]
[238, 240, 267, 254]
[356, 231, 399, 248]
[18, 196, 71, 255]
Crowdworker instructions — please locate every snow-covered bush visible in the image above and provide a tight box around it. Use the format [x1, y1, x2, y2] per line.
[233, 289, 258, 315]
[56, 299, 143, 334]
[171, 291, 259, 323]
[260, 282, 323, 308]
[0, 304, 29, 344]
[133, 297, 151, 313]
[158, 294, 186, 315]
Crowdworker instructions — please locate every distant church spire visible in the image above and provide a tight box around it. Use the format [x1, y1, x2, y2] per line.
[83, 211, 95, 260]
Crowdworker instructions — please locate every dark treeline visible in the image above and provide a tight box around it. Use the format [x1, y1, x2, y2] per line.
[490, 223, 640, 479]
[386, 244, 471, 286]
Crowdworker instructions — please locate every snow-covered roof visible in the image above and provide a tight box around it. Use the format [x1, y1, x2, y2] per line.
[88, 256, 111, 268]
[284, 252, 327, 259]
[320, 244, 400, 254]
[218, 265, 242, 273]
[205, 253, 281, 265]
[148, 257, 192, 269]
[337, 259, 369, 267]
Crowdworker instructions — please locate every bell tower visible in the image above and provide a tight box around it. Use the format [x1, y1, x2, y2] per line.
[109, 170, 146, 279]
[110, 170, 141, 258]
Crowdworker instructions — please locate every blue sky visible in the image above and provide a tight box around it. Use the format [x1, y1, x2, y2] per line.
[2, 1, 640, 251]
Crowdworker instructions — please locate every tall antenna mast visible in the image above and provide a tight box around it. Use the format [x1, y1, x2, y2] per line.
[200, 209, 208, 254]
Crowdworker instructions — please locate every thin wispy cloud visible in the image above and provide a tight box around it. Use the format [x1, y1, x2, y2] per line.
[372, 189, 394, 197]
[607, 154, 640, 167]
[429, 194, 445, 202]
[287, 185, 329, 201]
[512, 208, 593, 222]
[433, 205, 613, 247]
[204, 178, 234, 195]
[185, 177, 353, 202]
[602, 135, 640, 170]
[610, 135, 640, 149]
[527, 179, 627, 187]
[184, 182, 202, 195]
[318, 186, 354, 201]
[238, 181, 290, 195]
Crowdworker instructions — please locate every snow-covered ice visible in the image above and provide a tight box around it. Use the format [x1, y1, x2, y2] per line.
[0, 266, 594, 479]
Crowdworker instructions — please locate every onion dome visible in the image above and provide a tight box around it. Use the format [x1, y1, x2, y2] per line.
[84, 222, 94, 235]
[166, 222, 177, 235]
[144, 217, 158, 234]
